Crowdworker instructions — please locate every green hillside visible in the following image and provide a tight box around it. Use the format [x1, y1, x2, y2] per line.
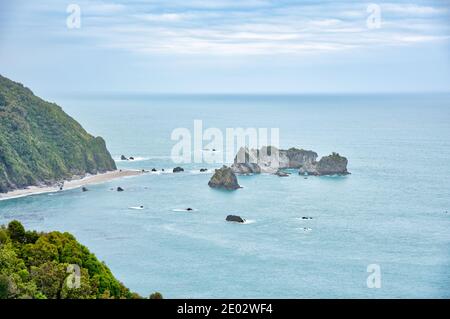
[0, 75, 116, 193]
[0, 221, 141, 299]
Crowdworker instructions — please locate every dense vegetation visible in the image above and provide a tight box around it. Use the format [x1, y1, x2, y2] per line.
[0, 75, 117, 193]
[0, 220, 145, 299]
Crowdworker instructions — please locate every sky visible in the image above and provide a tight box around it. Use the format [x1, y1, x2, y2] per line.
[0, 0, 449, 97]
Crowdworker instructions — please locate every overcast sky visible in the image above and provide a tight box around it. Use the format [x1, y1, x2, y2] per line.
[0, 0, 449, 98]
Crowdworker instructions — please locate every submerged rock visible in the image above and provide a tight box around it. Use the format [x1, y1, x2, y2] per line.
[82, 187, 88, 192]
[208, 166, 241, 190]
[226, 215, 245, 223]
[275, 170, 289, 177]
[173, 167, 184, 173]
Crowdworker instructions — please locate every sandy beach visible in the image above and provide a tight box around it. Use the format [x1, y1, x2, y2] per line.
[0, 170, 143, 201]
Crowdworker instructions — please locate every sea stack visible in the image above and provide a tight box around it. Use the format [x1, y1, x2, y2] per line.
[299, 152, 349, 176]
[231, 146, 349, 176]
[208, 166, 241, 190]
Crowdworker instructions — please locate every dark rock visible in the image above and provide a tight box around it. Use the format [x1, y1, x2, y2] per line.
[121, 155, 128, 161]
[117, 187, 124, 192]
[162, 169, 165, 172]
[275, 170, 289, 177]
[129, 157, 135, 160]
[186, 208, 193, 211]
[200, 168, 208, 172]
[226, 215, 245, 223]
[82, 187, 88, 192]
[151, 168, 157, 172]
[301, 217, 313, 220]
[299, 152, 349, 176]
[208, 166, 241, 190]
[173, 167, 184, 173]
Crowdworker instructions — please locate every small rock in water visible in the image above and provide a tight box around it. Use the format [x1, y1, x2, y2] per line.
[275, 170, 289, 177]
[121, 155, 128, 161]
[226, 215, 245, 223]
[186, 208, 193, 211]
[117, 187, 124, 192]
[173, 167, 184, 173]
[301, 217, 313, 220]
[200, 168, 208, 172]
[151, 168, 157, 172]
[162, 169, 165, 172]
[129, 156, 135, 160]
[82, 187, 88, 192]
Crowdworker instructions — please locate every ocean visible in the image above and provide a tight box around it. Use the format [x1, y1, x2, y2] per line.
[1, 93, 449, 298]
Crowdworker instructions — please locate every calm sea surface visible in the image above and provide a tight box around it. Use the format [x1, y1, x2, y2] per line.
[1, 94, 450, 298]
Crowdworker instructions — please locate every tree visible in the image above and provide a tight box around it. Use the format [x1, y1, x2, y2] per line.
[7, 220, 26, 243]
[149, 292, 163, 299]
[0, 275, 10, 299]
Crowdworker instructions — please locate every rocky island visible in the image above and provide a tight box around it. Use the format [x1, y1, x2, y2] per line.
[231, 146, 349, 176]
[208, 166, 241, 190]
[0, 75, 117, 193]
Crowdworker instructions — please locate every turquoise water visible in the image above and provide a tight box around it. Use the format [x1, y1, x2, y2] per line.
[1, 94, 450, 298]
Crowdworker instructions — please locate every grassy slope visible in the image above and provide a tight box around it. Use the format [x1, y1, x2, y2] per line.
[0, 75, 116, 192]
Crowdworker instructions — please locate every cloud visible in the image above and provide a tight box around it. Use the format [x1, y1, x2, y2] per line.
[40, 0, 450, 55]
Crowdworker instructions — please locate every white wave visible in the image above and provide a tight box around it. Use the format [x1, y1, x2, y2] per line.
[242, 219, 256, 224]
[172, 208, 197, 212]
[116, 155, 175, 162]
[129, 206, 145, 210]
[189, 169, 212, 175]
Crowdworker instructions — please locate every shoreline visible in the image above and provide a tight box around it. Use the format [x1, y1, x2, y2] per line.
[0, 170, 143, 201]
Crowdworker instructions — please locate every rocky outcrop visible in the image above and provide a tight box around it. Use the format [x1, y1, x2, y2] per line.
[208, 166, 241, 190]
[231, 147, 349, 176]
[226, 215, 245, 223]
[231, 146, 318, 174]
[121, 155, 128, 161]
[173, 167, 184, 173]
[306, 152, 349, 176]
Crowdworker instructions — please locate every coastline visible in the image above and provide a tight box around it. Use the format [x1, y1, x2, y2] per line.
[0, 170, 143, 201]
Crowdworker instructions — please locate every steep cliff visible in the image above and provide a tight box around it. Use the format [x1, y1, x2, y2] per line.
[0, 75, 116, 193]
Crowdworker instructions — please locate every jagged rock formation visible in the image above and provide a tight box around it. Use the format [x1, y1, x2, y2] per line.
[231, 147, 349, 176]
[208, 166, 241, 190]
[231, 146, 318, 174]
[299, 152, 349, 176]
[0, 75, 117, 193]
